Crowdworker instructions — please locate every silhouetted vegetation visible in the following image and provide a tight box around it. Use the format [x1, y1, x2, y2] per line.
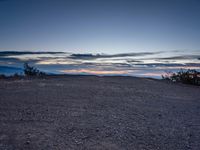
[162, 69, 200, 85]
[13, 73, 21, 78]
[0, 74, 6, 79]
[23, 63, 46, 77]
[0, 63, 46, 79]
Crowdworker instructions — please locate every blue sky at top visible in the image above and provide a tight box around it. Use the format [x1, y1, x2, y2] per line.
[0, 0, 200, 53]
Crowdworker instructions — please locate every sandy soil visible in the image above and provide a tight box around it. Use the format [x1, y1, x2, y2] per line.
[0, 76, 200, 150]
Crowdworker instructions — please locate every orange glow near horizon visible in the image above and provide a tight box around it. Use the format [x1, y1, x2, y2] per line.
[139, 72, 164, 77]
[60, 69, 130, 75]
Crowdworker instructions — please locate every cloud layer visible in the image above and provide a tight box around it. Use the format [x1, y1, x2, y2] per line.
[0, 50, 199, 78]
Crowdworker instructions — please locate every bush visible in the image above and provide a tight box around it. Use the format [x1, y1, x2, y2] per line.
[23, 63, 46, 77]
[0, 74, 6, 79]
[162, 69, 200, 85]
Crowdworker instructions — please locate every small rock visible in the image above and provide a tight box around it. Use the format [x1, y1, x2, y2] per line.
[25, 140, 30, 145]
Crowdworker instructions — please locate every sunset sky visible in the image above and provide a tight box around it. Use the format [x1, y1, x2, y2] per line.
[0, 0, 200, 53]
[0, 0, 200, 78]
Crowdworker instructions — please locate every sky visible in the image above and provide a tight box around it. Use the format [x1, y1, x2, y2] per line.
[0, 0, 200, 53]
[0, 0, 200, 78]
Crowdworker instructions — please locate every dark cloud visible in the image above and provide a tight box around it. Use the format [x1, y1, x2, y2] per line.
[126, 59, 143, 63]
[0, 51, 64, 57]
[133, 63, 187, 67]
[157, 55, 200, 60]
[185, 63, 200, 66]
[69, 52, 161, 60]
[0, 57, 40, 65]
[0, 57, 21, 62]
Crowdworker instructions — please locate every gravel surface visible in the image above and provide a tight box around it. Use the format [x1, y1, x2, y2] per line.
[0, 76, 200, 150]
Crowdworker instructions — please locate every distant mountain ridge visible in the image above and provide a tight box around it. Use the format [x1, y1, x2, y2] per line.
[0, 65, 23, 75]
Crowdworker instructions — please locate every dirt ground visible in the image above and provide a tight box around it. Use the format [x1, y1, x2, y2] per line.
[0, 76, 200, 150]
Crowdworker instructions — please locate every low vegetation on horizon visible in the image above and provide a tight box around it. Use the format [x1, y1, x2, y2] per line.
[162, 69, 200, 86]
[23, 63, 46, 77]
